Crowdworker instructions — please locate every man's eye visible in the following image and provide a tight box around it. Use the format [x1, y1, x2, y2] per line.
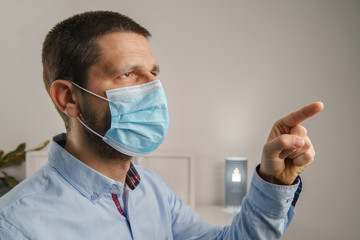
[121, 72, 131, 77]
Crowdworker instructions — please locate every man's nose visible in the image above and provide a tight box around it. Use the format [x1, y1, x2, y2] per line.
[141, 72, 158, 84]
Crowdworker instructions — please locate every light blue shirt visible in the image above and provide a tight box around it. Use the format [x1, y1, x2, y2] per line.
[0, 134, 300, 239]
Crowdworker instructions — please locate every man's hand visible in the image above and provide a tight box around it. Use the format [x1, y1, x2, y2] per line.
[259, 102, 324, 185]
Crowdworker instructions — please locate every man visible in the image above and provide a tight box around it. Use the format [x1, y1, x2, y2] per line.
[0, 11, 323, 239]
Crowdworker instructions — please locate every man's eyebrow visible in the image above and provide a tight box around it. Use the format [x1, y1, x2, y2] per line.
[110, 64, 160, 76]
[128, 64, 160, 73]
[152, 64, 160, 73]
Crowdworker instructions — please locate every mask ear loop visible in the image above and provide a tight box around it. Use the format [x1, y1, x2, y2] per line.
[77, 116, 108, 141]
[70, 81, 111, 141]
[71, 81, 112, 102]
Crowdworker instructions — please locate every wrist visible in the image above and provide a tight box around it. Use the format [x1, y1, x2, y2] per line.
[257, 165, 296, 185]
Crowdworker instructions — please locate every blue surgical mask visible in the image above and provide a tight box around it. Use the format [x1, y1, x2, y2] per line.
[72, 80, 170, 157]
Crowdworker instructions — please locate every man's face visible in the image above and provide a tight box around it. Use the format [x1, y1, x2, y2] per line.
[78, 32, 159, 160]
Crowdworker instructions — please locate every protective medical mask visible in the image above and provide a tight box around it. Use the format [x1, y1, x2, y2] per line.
[72, 80, 170, 157]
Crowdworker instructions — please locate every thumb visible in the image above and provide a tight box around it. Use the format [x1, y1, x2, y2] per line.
[264, 134, 305, 160]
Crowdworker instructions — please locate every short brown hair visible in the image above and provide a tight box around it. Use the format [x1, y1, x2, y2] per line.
[42, 11, 151, 129]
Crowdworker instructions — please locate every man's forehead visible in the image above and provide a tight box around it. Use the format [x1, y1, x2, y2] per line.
[96, 31, 151, 51]
[90, 33, 158, 77]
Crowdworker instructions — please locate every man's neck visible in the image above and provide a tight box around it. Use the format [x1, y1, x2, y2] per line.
[64, 134, 131, 184]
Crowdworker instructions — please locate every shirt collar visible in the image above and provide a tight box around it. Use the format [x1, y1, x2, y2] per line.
[126, 162, 141, 190]
[48, 133, 141, 201]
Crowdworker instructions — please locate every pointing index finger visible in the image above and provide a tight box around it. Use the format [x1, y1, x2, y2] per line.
[281, 101, 324, 127]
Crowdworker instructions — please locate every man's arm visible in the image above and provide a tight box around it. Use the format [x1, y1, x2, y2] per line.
[220, 167, 302, 239]
[170, 102, 323, 240]
[169, 167, 301, 239]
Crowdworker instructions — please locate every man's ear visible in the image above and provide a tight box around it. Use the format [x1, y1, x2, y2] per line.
[50, 80, 81, 118]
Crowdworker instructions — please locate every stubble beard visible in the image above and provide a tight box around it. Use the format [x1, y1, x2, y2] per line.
[79, 99, 132, 162]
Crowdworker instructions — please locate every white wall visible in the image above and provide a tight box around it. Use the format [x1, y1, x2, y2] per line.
[0, 0, 359, 239]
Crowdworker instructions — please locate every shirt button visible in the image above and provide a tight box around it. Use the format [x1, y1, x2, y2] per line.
[91, 193, 99, 200]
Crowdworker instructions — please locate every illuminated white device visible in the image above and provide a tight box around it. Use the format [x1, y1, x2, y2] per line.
[225, 157, 248, 212]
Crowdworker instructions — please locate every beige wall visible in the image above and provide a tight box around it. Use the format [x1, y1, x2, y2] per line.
[1, 0, 359, 239]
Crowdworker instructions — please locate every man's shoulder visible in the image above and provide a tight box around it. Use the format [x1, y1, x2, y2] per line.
[0, 165, 54, 215]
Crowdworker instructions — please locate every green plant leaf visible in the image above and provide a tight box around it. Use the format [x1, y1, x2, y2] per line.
[0, 140, 51, 191]
[0, 143, 27, 168]
[2, 143, 26, 161]
[0, 153, 26, 168]
[4, 175, 19, 188]
[0, 141, 50, 185]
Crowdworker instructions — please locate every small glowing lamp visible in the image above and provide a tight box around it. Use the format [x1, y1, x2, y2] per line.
[232, 168, 241, 182]
[225, 157, 247, 212]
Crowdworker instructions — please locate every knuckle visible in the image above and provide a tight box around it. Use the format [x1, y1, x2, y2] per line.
[296, 152, 314, 166]
[300, 125, 308, 136]
[278, 135, 289, 147]
[303, 151, 314, 161]
[263, 141, 272, 154]
[291, 125, 307, 137]
[274, 119, 282, 126]
[304, 139, 312, 150]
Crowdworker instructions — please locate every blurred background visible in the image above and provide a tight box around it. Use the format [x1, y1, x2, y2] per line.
[0, 0, 359, 239]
